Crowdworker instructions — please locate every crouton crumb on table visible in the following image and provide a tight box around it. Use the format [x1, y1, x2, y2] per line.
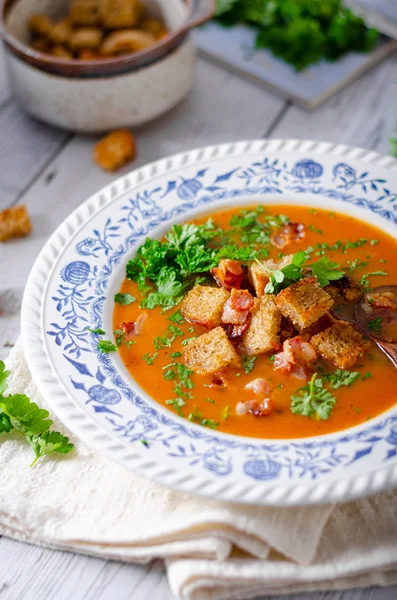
[0, 205, 32, 242]
[183, 326, 241, 375]
[275, 276, 334, 330]
[311, 323, 371, 369]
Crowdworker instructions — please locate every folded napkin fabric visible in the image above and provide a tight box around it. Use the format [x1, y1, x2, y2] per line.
[1, 339, 397, 600]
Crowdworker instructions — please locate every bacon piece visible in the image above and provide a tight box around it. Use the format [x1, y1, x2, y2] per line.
[209, 371, 230, 389]
[222, 289, 254, 341]
[366, 292, 397, 310]
[211, 259, 244, 290]
[274, 335, 316, 380]
[236, 398, 274, 417]
[121, 311, 148, 340]
[245, 377, 270, 397]
[271, 222, 305, 249]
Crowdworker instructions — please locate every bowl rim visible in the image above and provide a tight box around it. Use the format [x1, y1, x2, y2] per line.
[0, 0, 215, 77]
[20, 138, 397, 506]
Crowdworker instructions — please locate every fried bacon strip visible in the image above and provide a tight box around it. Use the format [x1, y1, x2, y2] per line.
[222, 289, 254, 339]
[211, 259, 245, 290]
[271, 222, 305, 249]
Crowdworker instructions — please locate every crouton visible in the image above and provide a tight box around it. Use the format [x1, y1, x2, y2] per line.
[93, 129, 136, 172]
[99, 0, 142, 29]
[69, 27, 103, 50]
[240, 295, 281, 355]
[49, 19, 73, 44]
[326, 276, 364, 303]
[275, 276, 333, 330]
[248, 254, 293, 297]
[181, 285, 229, 329]
[28, 15, 53, 37]
[183, 327, 241, 375]
[0, 205, 32, 242]
[311, 323, 370, 369]
[70, 0, 100, 25]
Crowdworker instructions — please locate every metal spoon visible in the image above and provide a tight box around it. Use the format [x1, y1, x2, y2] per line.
[330, 285, 397, 369]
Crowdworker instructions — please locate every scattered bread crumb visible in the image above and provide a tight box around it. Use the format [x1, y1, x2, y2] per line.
[0, 205, 32, 242]
[93, 129, 136, 172]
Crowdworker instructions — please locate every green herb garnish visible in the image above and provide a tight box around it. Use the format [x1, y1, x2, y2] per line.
[114, 293, 136, 305]
[323, 369, 360, 389]
[0, 361, 74, 466]
[368, 317, 383, 332]
[98, 340, 118, 353]
[242, 355, 257, 374]
[291, 374, 336, 420]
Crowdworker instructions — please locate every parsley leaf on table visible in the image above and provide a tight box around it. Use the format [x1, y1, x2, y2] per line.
[291, 374, 336, 420]
[0, 360, 74, 466]
[29, 431, 75, 467]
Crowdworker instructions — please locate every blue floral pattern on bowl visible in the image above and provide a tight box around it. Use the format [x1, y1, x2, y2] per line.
[40, 146, 397, 492]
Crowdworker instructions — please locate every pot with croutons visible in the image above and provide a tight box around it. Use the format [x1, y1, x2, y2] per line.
[111, 205, 397, 439]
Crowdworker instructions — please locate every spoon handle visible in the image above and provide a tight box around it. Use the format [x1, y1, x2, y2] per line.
[376, 340, 397, 368]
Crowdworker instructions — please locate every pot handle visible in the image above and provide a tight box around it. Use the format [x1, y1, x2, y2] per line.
[184, 0, 216, 31]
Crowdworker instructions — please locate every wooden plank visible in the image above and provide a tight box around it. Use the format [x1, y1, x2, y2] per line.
[0, 101, 70, 211]
[270, 56, 397, 153]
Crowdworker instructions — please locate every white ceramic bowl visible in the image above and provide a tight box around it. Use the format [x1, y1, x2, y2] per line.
[21, 138, 397, 506]
[0, 0, 214, 132]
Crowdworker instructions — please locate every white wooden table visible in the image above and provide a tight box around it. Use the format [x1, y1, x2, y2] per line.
[0, 40, 397, 600]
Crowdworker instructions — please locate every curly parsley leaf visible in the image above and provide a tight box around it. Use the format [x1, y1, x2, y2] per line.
[0, 361, 10, 395]
[308, 257, 345, 287]
[242, 355, 257, 374]
[98, 340, 118, 353]
[291, 374, 336, 420]
[323, 369, 360, 389]
[29, 431, 74, 467]
[0, 361, 75, 465]
[263, 251, 345, 294]
[114, 293, 136, 305]
[0, 393, 53, 434]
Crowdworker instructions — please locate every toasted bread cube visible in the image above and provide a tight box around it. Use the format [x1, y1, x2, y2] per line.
[240, 295, 281, 355]
[311, 323, 370, 369]
[28, 14, 53, 37]
[275, 276, 333, 330]
[99, 0, 141, 28]
[70, 0, 100, 25]
[93, 129, 136, 172]
[69, 27, 102, 50]
[181, 285, 229, 329]
[0, 205, 32, 242]
[183, 327, 241, 375]
[49, 19, 73, 44]
[248, 254, 294, 297]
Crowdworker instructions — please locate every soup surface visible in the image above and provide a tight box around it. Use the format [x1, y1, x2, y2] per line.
[110, 205, 397, 439]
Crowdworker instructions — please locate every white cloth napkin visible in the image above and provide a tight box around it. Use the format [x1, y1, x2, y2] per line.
[1, 339, 397, 600]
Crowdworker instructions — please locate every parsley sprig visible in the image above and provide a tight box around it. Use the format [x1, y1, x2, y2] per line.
[261, 250, 345, 294]
[0, 361, 74, 466]
[291, 374, 336, 420]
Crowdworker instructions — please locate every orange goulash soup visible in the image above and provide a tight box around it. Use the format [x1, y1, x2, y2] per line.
[113, 205, 397, 439]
